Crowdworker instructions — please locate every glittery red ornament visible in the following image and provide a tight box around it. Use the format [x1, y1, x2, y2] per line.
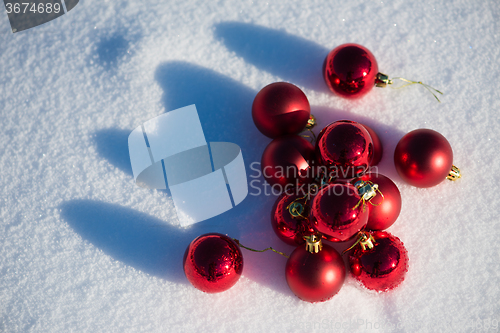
[310, 182, 368, 242]
[252, 82, 311, 138]
[261, 135, 315, 188]
[323, 44, 378, 99]
[360, 173, 401, 231]
[361, 123, 383, 166]
[394, 129, 454, 188]
[183, 233, 243, 293]
[348, 231, 408, 292]
[286, 237, 345, 303]
[316, 120, 374, 180]
[271, 192, 315, 246]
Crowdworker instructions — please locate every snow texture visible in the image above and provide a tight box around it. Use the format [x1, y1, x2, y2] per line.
[0, 0, 499, 332]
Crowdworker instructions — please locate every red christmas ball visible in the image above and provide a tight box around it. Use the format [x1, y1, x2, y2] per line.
[360, 173, 401, 231]
[323, 44, 378, 99]
[310, 182, 368, 242]
[261, 135, 315, 188]
[316, 120, 374, 180]
[360, 123, 383, 166]
[394, 129, 453, 188]
[183, 233, 243, 293]
[348, 231, 409, 292]
[286, 243, 346, 302]
[271, 192, 315, 246]
[252, 82, 311, 138]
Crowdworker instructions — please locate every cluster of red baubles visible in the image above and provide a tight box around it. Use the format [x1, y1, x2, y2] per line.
[183, 43, 459, 302]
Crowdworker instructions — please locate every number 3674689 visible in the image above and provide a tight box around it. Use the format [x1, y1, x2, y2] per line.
[5, 2, 61, 14]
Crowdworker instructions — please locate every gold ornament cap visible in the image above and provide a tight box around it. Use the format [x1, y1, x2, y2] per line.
[342, 231, 376, 255]
[447, 165, 461, 181]
[375, 73, 392, 87]
[306, 114, 317, 129]
[304, 234, 323, 254]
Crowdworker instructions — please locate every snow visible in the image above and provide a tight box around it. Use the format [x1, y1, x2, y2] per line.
[0, 0, 499, 332]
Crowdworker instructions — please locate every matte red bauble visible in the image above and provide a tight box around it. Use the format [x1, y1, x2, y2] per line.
[323, 44, 378, 99]
[316, 120, 373, 180]
[348, 231, 408, 292]
[310, 182, 368, 242]
[261, 135, 315, 187]
[360, 173, 401, 231]
[252, 82, 311, 138]
[394, 129, 453, 188]
[271, 192, 315, 246]
[361, 123, 383, 166]
[286, 238, 346, 302]
[183, 233, 243, 293]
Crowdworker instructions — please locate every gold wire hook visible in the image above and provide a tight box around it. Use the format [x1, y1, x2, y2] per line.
[233, 239, 289, 259]
[391, 77, 444, 102]
[300, 128, 317, 144]
[376, 72, 443, 102]
[369, 188, 385, 207]
[352, 197, 367, 212]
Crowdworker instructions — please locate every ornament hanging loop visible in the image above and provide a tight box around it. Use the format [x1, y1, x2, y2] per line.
[233, 239, 289, 259]
[286, 200, 307, 219]
[376, 72, 443, 102]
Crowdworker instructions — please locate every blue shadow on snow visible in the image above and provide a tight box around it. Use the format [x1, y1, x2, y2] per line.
[213, 21, 330, 93]
[94, 128, 133, 176]
[61, 200, 241, 283]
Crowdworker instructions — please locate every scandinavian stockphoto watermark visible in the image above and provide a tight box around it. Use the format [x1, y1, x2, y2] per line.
[3, 0, 78, 33]
[128, 105, 248, 227]
[289, 318, 499, 332]
[248, 161, 379, 197]
[291, 318, 404, 331]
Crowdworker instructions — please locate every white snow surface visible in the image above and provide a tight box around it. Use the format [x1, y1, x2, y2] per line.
[1, 0, 499, 332]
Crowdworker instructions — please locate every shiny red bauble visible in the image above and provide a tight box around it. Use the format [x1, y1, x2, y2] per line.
[261, 135, 315, 187]
[361, 123, 383, 166]
[271, 192, 315, 246]
[286, 243, 346, 302]
[360, 173, 401, 231]
[183, 233, 243, 293]
[252, 82, 311, 138]
[310, 182, 368, 242]
[316, 120, 374, 180]
[394, 129, 453, 188]
[323, 44, 378, 99]
[348, 231, 409, 292]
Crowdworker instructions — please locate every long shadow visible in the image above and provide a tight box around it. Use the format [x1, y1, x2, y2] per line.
[94, 128, 133, 176]
[60, 200, 241, 283]
[214, 22, 330, 93]
[155, 61, 269, 153]
[154, 61, 275, 203]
